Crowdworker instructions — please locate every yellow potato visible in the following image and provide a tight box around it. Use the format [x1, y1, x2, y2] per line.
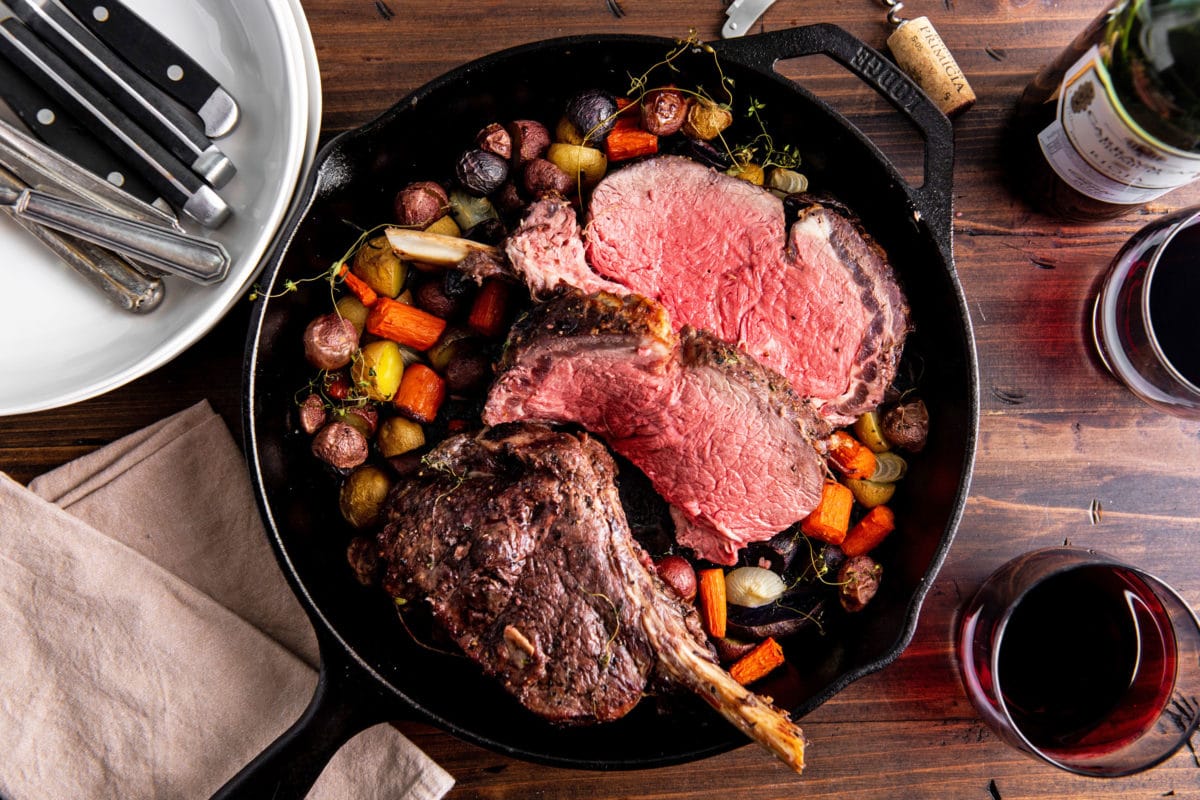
[335, 295, 370, 335]
[339, 465, 393, 529]
[423, 215, 461, 238]
[554, 116, 585, 145]
[546, 143, 607, 187]
[843, 477, 897, 508]
[376, 416, 426, 457]
[352, 235, 407, 297]
[351, 340, 404, 401]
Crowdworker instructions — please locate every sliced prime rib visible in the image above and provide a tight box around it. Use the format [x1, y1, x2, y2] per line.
[376, 422, 807, 771]
[502, 156, 909, 425]
[502, 199, 626, 299]
[482, 291, 828, 566]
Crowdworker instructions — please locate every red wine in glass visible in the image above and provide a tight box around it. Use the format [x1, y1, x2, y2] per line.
[957, 548, 1200, 776]
[1093, 206, 1200, 417]
[997, 565, 1176, 759]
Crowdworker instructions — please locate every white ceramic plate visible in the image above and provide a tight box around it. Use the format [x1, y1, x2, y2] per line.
[0, 0, 321, 415]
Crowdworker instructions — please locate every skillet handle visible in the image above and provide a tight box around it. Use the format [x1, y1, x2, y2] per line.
[712, 24, 955, 260]
[209, 642, 395, 800]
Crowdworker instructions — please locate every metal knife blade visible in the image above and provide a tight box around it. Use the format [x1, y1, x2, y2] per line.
[0, 115, 180, 228]
[0, 12, 230, 227]
[722, 0, 777, 38]
[0, 162, 163, 312]
[5, 0, 234, 187]
[57, 0, 238, 138]
[0, 53, 161, 204]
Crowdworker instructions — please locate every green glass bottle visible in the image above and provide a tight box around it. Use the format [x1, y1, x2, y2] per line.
[1010, 0, 1200, 220]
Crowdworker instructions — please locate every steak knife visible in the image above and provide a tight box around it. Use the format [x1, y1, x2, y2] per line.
[0, 53, 160, 204]
[0, 115, 180, 229]
[721, 0, 777, 38]
[4, 0, 234, 187]
[0, 11, 229, 227]
[56, 0, 238, 138]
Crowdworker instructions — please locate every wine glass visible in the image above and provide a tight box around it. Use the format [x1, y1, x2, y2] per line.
[957, 547, 1200, 776]
[1093, 205, 1200, 418]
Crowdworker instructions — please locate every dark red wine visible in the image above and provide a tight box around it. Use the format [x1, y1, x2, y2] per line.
[998, 565, 1177, 758]
[1148, 221, 1200, 389]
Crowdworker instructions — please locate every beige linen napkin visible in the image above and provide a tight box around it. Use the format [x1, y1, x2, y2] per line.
[0, 401, 454, 800]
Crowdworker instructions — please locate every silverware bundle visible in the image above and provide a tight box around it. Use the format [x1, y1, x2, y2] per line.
[0, 0, 241, 310]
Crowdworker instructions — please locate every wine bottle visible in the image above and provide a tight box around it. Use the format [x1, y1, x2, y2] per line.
[1009, 0, 1200, 220]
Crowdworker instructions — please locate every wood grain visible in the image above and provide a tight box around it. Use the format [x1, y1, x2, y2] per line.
[2, 0, 1199, 797]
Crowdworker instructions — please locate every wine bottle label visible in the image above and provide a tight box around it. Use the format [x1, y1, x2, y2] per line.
[1037, 45, 1200, 204]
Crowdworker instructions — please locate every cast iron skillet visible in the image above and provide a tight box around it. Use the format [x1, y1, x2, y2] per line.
[223, 24, 979, 799]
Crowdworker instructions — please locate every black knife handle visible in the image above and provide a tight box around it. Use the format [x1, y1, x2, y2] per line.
[8, 0, 234, 187]
[0, 17, 228, 226]
[0, 54, 160, 204]
[57, 0, 238, 137]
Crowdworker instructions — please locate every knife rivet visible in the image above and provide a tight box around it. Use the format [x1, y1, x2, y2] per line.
[92, 5, 109, 22]
[36, 109, 56, 126]
[106, 172, 126, 188]
[167, 65, 184, 82]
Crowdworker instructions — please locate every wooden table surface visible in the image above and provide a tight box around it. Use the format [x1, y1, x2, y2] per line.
[3, 0, 1200, 797]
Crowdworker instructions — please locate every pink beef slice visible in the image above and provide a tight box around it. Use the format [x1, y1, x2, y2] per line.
[483, 291, 828, 566]
[503, 198, 628, 300]
[583, 156, 910, 425]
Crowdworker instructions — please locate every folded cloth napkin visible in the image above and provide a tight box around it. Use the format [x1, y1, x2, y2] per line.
[0, 400, 454, 800]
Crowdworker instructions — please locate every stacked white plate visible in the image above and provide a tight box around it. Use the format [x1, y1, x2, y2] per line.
[0, 0, 322, 414]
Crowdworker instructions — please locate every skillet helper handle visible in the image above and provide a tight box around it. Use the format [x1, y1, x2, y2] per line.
[712, 23, 955, 260]
[209, 646, 395, 800]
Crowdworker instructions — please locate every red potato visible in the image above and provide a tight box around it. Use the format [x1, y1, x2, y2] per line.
[655, 555, 697, 602]
[507, 119, 552, 164]
[303, 313, 359, 370]
[394, 181, 449, 228]
[298, 393, 327, 434]
[311, 421, 369, 469]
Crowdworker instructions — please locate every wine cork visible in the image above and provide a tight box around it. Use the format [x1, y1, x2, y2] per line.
[886, 16, 976, 117]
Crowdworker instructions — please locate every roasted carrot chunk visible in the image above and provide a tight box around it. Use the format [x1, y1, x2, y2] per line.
[604, 127, 658, 162]
[800, 480, 854, 545]
[341, 268, 378, 307]
[467, 279, 512, 338]
[611, 96, 640, 131]
[825, 430, 878, 480]
[393, 363, 446, 423]
[366, 295, 446, 350]
[729, 636, 786, 685]
[841, 505, 896, 557]
[698, 568, 727, 639]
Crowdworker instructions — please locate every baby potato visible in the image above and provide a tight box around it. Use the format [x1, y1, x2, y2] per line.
[335, 295, 370, 335]
[422, 214, 461, 238]
[352, 235, 407, 298]
[554, 116, 585, 145]
[852, 410, 891, 453]
[351, 340, 404, 401]
[302, 313, 359, 370]
[546, 143, 607, 187]
[376, 416, 425, 457]
[339, 465, 393, 529]
[843, 476, 897, 508]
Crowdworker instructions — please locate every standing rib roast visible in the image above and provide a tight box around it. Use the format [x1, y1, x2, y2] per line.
[376, 422, 807, 772]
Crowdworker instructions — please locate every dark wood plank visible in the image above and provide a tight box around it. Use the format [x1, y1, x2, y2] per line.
[2, 0, 1198, 796]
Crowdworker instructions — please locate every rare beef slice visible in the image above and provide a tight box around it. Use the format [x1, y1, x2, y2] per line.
[482, 291, 827, 566]
[578, 156, 909, 425]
